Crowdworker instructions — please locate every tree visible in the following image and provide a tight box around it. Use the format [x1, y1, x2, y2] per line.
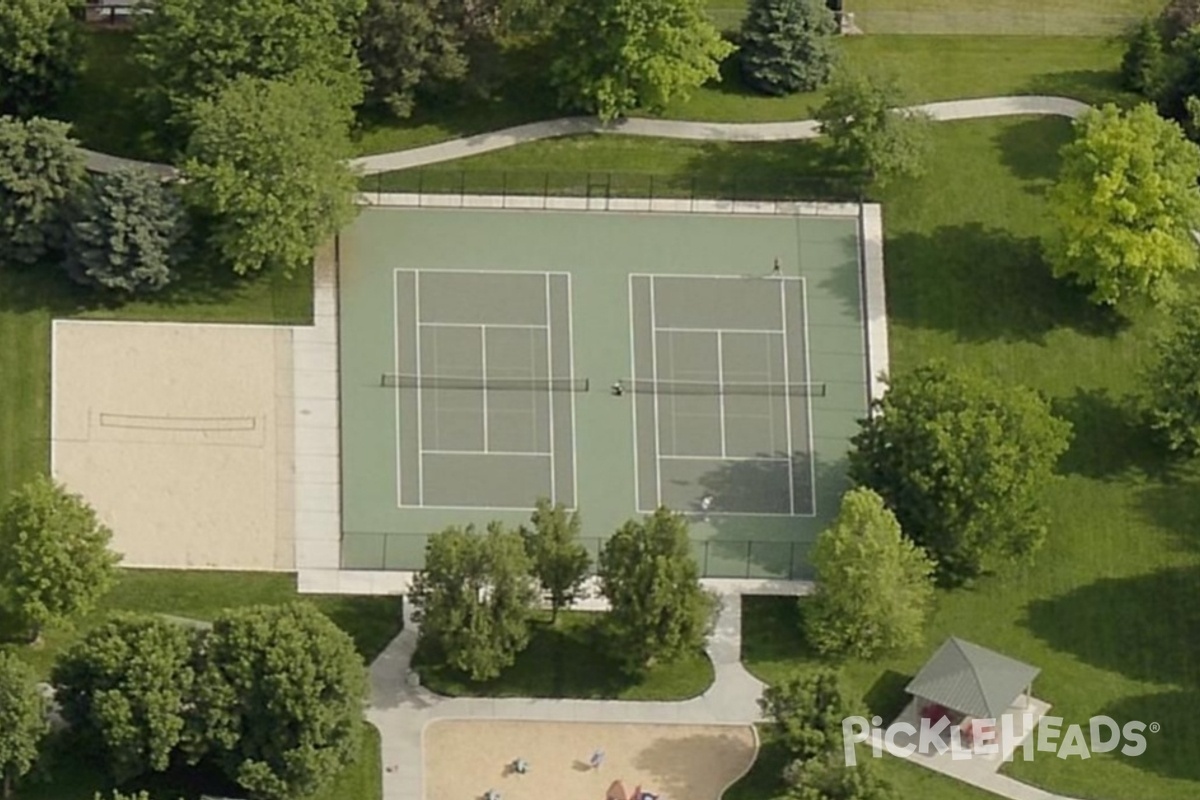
[191, 603, 366, 800]
[848, 363, 1071, 585]
[597, 508, 714, 673]
[0, 0, 80, 117]
[0, 476, 121, 642]
[784, 753, 892, 800]
[134, 0, 365, 130]
[760, 668, 851, 760]
[358, 0, 470, 118]
[1121, 18, 1167, 98]
[521, 499, 590, 621]
[1143, 303, 1200, 455]
[816, 70, 931, 188]
[64, 170, 189, 294]
[0, 652, 45, 799]
[52, 614, 197, 783]
[1047, 103, 1200, 306]
[1160, 0, 1200, 43]
[739, 0, 838, 96]
[0, 116, 85, 267]
[410, 523, 538, 681]
[182, 76, 358, 277]
[805, 488, 935, 659]
[549, 0, 733, 121]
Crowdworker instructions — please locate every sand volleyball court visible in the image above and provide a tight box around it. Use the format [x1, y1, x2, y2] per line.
[52, 320, 295, 570]
[423, 720, 757, 800]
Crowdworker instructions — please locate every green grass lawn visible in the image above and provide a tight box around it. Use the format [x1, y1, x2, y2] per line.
[413, 610, 714, 700]
[729, 114, 1200, 800]
[0, 258, 312, 504]
[355, 35, 1128, 153]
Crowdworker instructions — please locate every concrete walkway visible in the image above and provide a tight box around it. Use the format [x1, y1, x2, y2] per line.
[348, 96, 1090, 175]
[81, 95, 1090, 178]
[367, 586, 800, 800]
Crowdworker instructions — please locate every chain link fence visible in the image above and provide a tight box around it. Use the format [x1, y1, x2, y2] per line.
[343, 532, 814, 580]
[360, 168, 864, 206]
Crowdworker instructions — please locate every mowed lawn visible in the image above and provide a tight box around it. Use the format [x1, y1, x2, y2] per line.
[414, 610, 714, 700]
[733, 116, 1200, 800]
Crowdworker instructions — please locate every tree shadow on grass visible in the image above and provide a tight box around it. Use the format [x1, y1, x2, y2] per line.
[1098, 688, 1200, 784]
[1022, 69, 1132, 110]
[1135, 461, 1200, 554]
[864, 670, 912, 722]
[1051, 388, 1166, 481]
[885, 223, 1127, 343]
[681, 139, 863, 202]
[993, 116, 1074, 192]
[1021, 566, 1200, 689]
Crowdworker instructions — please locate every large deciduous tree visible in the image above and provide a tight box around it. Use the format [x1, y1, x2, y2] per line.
[784, 753, 892, 800]
[760, 668, 851, 760]
[0, 0, 80, 117]
[805, 488, 935, 659]
[549, 0, 733, 121]
[191, 603, 367, 800]
[740, 0, 838, 96]
[0, 116, 85, 267]
[0, 652, 45, 799]
[598, 508, 714, 674]
[521, 499, 590, 621]
[1047, 103, 1200, 306]
[0, 476, 121, 642]
[816, 70, 930, 188]
[1143, 303, 1200, 455]
[410, 523, 538, 681]
[849, 362, 1071, 585]
[182, 76, 357, 277]
[134, 0, 365, 130]
[52, 614, 197, 783]
[65, 170, 189, 294]
[358, 0, 470, 119]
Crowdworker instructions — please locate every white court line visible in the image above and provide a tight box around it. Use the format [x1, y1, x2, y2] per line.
[420, 321, 547, 330]
[627, 274, 642, 511]
[565, 273, 580, 510]
[392, 269, 403, 507]
[717, 332, 727, 459]
[480, 326, 489, 452]
[656, 325, 787, 335]
[629, 272, 805, 282]
[543, 275, 556, 504]
[778, 279, 796, 516]
[414, 272, 425, 504]
[800, 277, 818, 516]
[649, 276, 663, 507]
[660, 454, 792, 462]
[423, 448, 552, 457]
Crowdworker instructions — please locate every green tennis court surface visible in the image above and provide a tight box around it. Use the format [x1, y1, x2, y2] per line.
[338, 206, 871, 579]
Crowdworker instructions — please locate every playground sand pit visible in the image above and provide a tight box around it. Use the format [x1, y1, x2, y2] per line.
[423, 720, 758, 800]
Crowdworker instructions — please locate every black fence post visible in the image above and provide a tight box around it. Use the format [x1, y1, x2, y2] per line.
[416, 170, 424, 207]
[649, 173, 655, 206]
[745, 541, 752, 578]
[790, 541, 797, 580]
[703, 540, 710, 576]
[501, 170, 508, 207]
[543, 172, 550, 209]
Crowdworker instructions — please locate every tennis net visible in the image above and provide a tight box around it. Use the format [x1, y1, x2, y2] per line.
[380, 374, 590, 392]
[618, 380, 826, 396]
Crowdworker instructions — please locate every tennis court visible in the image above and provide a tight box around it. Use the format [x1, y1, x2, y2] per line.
[390, 270, 577, 509]
[338, 202, 879, 578]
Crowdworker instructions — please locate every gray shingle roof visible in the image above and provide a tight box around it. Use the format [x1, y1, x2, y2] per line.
[905, 637, 1040, 719]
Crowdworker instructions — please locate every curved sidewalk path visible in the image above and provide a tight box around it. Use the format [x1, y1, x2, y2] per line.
[82, 95, 1089, 177]
[368, 586, 793, 800]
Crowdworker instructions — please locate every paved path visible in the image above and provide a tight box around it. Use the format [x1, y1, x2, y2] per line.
[348, 96, 1089, 175]
[82, 95, 1089, 178]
